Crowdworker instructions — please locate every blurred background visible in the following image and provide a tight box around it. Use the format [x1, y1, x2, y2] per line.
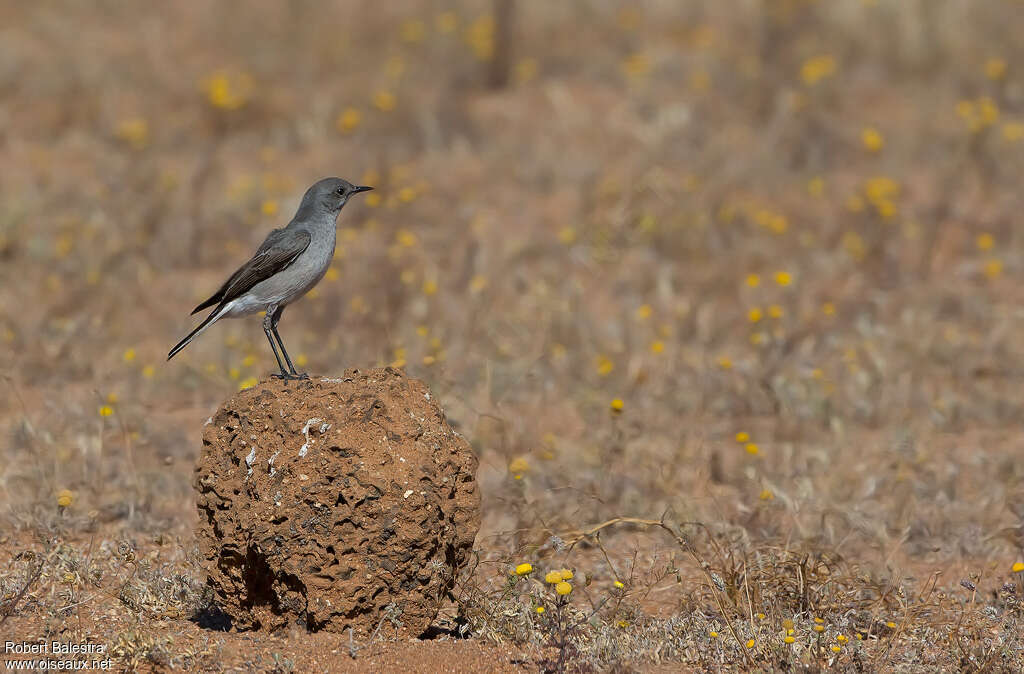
[1, 0, 1023, 587]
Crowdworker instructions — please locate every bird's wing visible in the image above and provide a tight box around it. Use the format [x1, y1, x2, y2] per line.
[191, 228, 312, 314]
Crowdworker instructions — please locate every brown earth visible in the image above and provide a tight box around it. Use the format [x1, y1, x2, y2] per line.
[194, 368, 480, 636]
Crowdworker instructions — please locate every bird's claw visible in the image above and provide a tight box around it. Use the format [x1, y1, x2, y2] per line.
[271, 372, 309, 381]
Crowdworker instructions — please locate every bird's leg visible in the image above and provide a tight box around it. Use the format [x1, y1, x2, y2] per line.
[271, 306, 307, 379]
[263, 307, 290, 379]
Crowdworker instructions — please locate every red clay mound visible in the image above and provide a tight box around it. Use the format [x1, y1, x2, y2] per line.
[193, 368, 480, 636]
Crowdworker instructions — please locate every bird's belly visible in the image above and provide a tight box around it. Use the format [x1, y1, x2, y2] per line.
[220, 247, 332, 318]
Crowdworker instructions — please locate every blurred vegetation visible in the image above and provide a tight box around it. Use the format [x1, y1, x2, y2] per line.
[2, 0, 1024, 669]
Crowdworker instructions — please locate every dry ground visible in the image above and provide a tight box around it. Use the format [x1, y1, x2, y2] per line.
[2, 1, 1024, 671]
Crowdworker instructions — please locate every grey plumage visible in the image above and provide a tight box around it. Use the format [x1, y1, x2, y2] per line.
[168, 177, 372, 378]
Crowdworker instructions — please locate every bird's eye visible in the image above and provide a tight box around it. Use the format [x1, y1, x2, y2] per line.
[336, 187, 345, 196]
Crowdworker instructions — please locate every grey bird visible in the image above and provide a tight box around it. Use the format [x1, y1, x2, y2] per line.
[168, 177, 372, 379]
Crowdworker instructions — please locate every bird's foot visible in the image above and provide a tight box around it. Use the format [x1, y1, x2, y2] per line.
[271, 372, 308, 381]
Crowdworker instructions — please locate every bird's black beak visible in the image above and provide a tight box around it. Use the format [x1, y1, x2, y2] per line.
[352, 185, 373, 194]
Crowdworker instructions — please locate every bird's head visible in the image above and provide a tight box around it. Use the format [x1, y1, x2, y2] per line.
[303, 177, 373, 215]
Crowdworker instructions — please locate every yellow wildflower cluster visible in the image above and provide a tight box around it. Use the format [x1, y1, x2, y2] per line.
[956, 97, 999, 133]
[863, 176, 900, 220]
[202, 69, 254, 110]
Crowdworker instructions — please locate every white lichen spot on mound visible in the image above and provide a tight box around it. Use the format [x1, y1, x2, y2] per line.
[245, 447, 256, 479]
[320, 377, 344, 383]
[404, 489, 414, 499]
[268, 450, 280, 476]
[299, 417, 323, 457]
[205, 416, 213, 426]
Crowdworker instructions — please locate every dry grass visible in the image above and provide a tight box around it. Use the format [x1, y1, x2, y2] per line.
[2, 0, 1024, 671]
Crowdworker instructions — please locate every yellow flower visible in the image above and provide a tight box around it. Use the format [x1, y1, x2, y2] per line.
[747, 307, 763, 323]
[98, 405, 114, 417]
[242, 354, 257, 367]
[335, 107, 361, 134]
[716, 356, 733, 370]
[814, 617, 824, 624]
[800, 54, 836, 86]
[122, 348, 136, 363]
[509, 457, 530, 476]
[610, 398, 624, 413]
[463, 274, 487, 294]
[886, 621, 896, 629]
[782, 619, 794, 630]
[745, 639, 755, 649]
[325, 266, 340, 281]
[735, 431, 750, 443]
[622, 52, 651, 78]
[784, 636, 795, 644]
[985, 57, 1007, 81]
[372, 91, 396, 112]
[759, 489, 774, 500]
[545, 571, 562, 584]
[709, 631, 718, 638]
[861, 126, 884, 152]
[767, 305, 783, 319]
[822, 302, 836, 316]
[744, 443, 759, 456]
[514, 563, 533, 575]
[983, 258, 1003, 279]
[635, 304, 653, 320]
[613, 580, 625, 589]
[465, 14, 495, 61]
[555, 581, 572, 596]
[837, 634, 848, 643]
[616, 619, 629, 628]
[831, 645, 841, 653]
[56, 489, 73, 508]
[650, 340, 664, 354]
[1003, 122, 1024, 142]
[976, 233, 995, 251]
[558, 227, 576, 245]
[141, 365, 155, 379]
[745, 273, 761, 288]
[535, 606, 545, 614]
[1012, 562, 1024, 573]
[422, 279, 438, 295]
[238, 376, 258, 391]
[296, 354, 308, 367]
[396, 229, 418, 247]
[115, 118, 149, 150]
[397, 186, 417, 203]
[596, 356, 614, 376]
[559, 569, 573, 581]
[773, 271, 792, 287]
[978, 97, 999, 126]
[202, 69, 254, 110]
[807, 176, 825, 197]
[813, 624, 825, 632]
[261, 200, 278, 216]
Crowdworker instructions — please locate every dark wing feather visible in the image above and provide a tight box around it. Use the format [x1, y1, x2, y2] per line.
[190, 228, 312, 314]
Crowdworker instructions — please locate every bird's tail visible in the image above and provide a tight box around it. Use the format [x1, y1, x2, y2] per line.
[167, 305, 227, 361]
